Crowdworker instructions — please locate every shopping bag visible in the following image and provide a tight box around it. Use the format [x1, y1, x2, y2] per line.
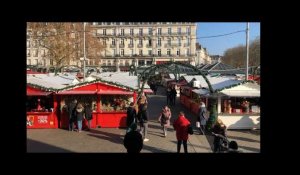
[196, 121, 200, 128]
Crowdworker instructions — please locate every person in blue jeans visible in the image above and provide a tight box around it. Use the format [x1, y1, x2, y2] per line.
[75, 103, 84, 132]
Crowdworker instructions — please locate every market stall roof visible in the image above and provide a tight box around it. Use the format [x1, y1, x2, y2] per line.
[192, 88, 210, 95]
[27, 73, 79, 90]
[220, 82, 260, 97]
[182, 75, 242, 91]
[90, 72, 150, 90]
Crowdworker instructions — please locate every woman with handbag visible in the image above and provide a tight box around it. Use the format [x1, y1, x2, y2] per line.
[197, 102, 207, 135]
[158, 106, 172, 137]
[173, 111, 190, 153]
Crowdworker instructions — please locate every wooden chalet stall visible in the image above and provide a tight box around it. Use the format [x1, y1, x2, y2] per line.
[26, 73, 76, 129]
[26, 86, 57, 128]
[57, 80, 137, 128]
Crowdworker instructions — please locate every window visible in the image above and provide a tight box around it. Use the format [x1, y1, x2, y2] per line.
[125, 60, 130, 66]
[27, 40, 30, 48]
[33, 50, 38, 57]
[167, 49, 171, 56]
[148, 50, 152, 56]
[139, 49, 143, 56]
[107, 60, 111, 66]
[103, 38, 106, 45]
[187, 37, 190, 46]
[119, 60, 124, 66]
[158, 38, 161, 46]
[178, 27, 181, 34]
[103, 29, 106, 35]
[148, 39, 152, 46]
[158, 28, 162, 35]
[27, 59, 31, 65]
[121, 49, 124, 56]
[139, 38, 143, 45]
[146, 61, 152, 65]
[112, 29, 116, 35]
[167, 38, 171, 45]
[130, 28, 134, 35]
[168, 28, 171, 34]
[121, 38, 124, 45]
[113, 49, 116, 56]
[158, 49, 161, 56]
[177, 49, 180, 56]
[138, 60, 145, 66]
[187, 27, 191, 35]
[27, 49, 31, 57]
[35, 59, 38, 65]
[112, 39, 115, 45]
[41, 50, 46, 57]
[148, 28, 152, 35]
[178, 38, 181, 46]
[186, 48, 190, 56]
[139, 28, 143, 36]
[131, 49, 134, 56]
[121, 28, 125, 36]
[50, 59, 53, 66]
[130, 38, 133, 44]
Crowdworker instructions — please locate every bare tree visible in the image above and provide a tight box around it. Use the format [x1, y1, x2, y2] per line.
[222, 37, 260, 68]
[27, 22, 105, 75]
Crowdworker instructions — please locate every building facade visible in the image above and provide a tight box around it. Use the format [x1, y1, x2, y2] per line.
[27, 22, 197, 70]
[195, 43, 211, 65]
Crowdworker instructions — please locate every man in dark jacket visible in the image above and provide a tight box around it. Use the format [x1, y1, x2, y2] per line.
[84, 103, 93, 131]
[126, 102, 137, 132]
[138, 103, 149, 142]
[124, 123, 143, 153]
[68, 99, 77, 131]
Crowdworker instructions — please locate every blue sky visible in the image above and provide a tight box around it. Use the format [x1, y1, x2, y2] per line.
[196, 22, 260, 56]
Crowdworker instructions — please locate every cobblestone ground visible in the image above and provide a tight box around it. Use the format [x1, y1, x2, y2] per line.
[27, 86, 260, 153]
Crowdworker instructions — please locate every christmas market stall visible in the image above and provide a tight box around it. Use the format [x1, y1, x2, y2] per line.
[188, 74, 260, 129]
[26, 73, 76, 128]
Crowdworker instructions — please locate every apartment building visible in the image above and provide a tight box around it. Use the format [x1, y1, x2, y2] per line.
[27, 22, 197, 70]
[195, 43, 211, 65]
[90, 22, 197, 68]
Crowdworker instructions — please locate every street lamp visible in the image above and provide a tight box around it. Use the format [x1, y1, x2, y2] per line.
[83, 22, 86, 81]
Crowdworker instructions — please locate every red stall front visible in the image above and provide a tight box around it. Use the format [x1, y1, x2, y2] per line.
[57, 81, 136, 129]
[27, 86, 58, 128]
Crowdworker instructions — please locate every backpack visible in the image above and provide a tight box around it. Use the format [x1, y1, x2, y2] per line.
[188, 125, 194, 135]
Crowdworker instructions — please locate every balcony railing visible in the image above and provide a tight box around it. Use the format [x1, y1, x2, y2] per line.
[184, 43, 190, 47]
[128, 44, 134, 48]
[146, 44, 152, 48]
[110, 44, 116, 48]
[137, 44, 143, 48]
[119, 44, 125, 48]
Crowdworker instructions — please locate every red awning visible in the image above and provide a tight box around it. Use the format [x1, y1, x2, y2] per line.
[97, 90, 133, 95]
[27, 91, 53, 96]
[57, 90, 97, 95]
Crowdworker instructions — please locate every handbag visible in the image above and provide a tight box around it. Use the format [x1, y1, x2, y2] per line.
[196, 121, 200, 128]
[188, 125, 194, 135]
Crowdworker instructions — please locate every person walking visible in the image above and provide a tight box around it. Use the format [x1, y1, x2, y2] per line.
[173, 111, 191, 153]
[67, 99, 77, 131]
[84, 103, 93, 131]
[138, 103, 149, 142]
[158, 106, 172, 137]
[75, 103, 85, 133]
[197, 102, 207, 135]
[123, 123, 143, 153]
[126, 102, 137, 133]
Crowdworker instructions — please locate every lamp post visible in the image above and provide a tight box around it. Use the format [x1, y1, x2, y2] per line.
[83, 22, 86, 81]
[246, 22, 249, 80]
